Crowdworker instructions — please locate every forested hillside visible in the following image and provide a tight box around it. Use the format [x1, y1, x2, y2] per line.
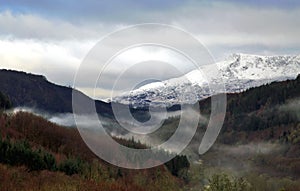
[0, 110, 190, 191]
[0, 91, 191, 190]
[191, 75, 300, 191]
[198, 75, 299, 140]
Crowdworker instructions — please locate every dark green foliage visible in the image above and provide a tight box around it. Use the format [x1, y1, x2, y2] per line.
[0, 137, 93, 175]
[43, 152, 57, 171]
[0, 138, 56, 171]
[0, 92, 12, 110]
[0, 137, 97, 176]
[58, 157, 86, 176]
[228, 75, 299, 115]
[199, 75, 300, 135]
[165, 155, 190, 177]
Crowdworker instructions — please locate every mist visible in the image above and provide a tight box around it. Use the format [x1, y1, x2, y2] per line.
[5, 106, 208, 154]
[279, 98, 300, 121]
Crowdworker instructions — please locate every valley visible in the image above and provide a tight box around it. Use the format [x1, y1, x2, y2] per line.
[0, 68, 299, 190]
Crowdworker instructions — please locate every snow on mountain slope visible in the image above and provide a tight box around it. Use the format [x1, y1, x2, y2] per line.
[114, 53, 300, 106]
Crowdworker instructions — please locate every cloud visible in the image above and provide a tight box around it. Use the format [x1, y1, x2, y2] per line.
[74, 44, 203, 98]
[171, 3, 300, 45]
[0, 38, 200, 99]
[1, 2, 300, 49]
[1, 3, 300, 55]
[2, 1, 300, 24]
[0, 11, 115, 40]
[1, 1, 300, 99]
[0, 38, 94, 87]
[0, 0, 185, 23]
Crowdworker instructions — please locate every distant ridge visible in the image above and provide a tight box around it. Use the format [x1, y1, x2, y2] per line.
[0, 69, 112, 115]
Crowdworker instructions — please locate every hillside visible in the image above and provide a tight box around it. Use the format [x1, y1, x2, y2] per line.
[0, 110, 188, 191]
[0, 69, 179, 122]
[190, 75, 300, 190]
[0, 69, 114, 115]
[199, 74, 299, 139]
[146, 75, 300, 190]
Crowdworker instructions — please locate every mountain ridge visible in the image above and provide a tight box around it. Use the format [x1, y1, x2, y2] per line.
[0, 69, 113, 115]
[115, 53, 300, 106]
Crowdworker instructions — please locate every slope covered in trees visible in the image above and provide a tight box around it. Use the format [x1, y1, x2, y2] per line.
[0, 111, 189, 191]
[198, 75, 299, 138]
[190, 75, 300, 190]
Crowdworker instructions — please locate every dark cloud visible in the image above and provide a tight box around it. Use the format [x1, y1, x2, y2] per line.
[0, 0, 185, 23]
[1, 0, 300, 25]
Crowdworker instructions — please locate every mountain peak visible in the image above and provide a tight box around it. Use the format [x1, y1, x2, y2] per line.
[219, 53, 300, 78]
[226, 53, 299, 63]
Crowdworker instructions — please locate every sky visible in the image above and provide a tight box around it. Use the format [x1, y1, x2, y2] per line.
[0, 0, 300, 99]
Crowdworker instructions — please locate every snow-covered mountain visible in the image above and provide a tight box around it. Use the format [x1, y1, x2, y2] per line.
[114, 53, 300, 106]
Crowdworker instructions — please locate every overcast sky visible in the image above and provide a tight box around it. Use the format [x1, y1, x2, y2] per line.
[0, 0, 300, 99]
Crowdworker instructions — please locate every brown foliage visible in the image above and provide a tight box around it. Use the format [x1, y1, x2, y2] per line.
[0, 112, 183, 191]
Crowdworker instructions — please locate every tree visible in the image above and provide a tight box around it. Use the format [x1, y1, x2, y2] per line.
[58, 157, 85, 176]
[0, 92, 12, 110]
[165, 155, 190, 177]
